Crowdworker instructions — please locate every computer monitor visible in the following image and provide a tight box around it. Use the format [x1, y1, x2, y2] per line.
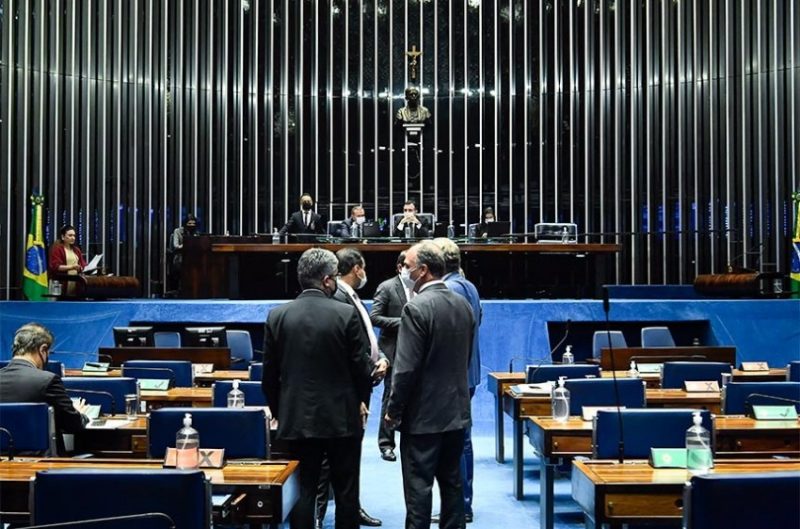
[113, 327, 155, 347]
[360, 222, 381, 237]
[183, 326, 228, 347]
[485, 221, 512, 238]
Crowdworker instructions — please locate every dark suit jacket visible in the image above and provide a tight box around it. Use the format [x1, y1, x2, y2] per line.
[443, 272, 482, 390]
[332, 283, 387, 366]
[279, 210, 325, 235]
[0, 358, 88, 454]
[369, 276, 407, 363]
[387, 282, 475, 435]
[337, 218, 356, 238]
[392, 221, 429, 238]
[262, 290, 373, 440]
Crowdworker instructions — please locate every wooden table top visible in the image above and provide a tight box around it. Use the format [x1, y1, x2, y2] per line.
[140, 387, 212, 402]
[505, 386, 721, 404]
[529, 415, 800, 434]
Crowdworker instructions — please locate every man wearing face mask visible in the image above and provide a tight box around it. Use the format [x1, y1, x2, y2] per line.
[279, 193, 326, 236]
[337, 205, 368, 238]
[393, 200, 430, 238]
[263, 248, 374, 529]
[315, 248, 389, 528]
[0, 323, 92, 455]
[386, 242, 475, 529]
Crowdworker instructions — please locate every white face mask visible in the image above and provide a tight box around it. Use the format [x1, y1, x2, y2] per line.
[400, 266, 418, 290]
[357, 271, 368, 290]
[355, 216, 366, 225]
[485, 217, 495, 223]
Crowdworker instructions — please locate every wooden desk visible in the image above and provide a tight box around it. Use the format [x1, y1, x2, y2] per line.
[487, 372, 525, 463]
[602, 370, 660, 388]
[571, 458, 800, 527]
[65, 368, 247, 387]
[99, 346, 231, 370]
[598, 346, 736, 371]
[0, 457, 299, 526]
[732, 367, 787, 382]
[502, 386, 722, 500]
[526, 416, 800, 529]
[73, 416, 148, 457]
[140, 387, 212, 408]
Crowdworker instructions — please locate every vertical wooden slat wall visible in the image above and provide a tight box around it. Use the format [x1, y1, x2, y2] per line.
[1, 0, 797, 297]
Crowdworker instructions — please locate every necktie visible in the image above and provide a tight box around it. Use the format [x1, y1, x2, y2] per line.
[352, 291, 380, 362]
[304, 212, 309, 227]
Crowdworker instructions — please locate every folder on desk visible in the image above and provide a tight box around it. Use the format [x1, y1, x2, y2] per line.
[510, 382, 554, 396]
[82, 361, 110, 373]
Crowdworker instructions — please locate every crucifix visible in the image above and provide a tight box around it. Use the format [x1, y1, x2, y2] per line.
[406, 45, 422, 82]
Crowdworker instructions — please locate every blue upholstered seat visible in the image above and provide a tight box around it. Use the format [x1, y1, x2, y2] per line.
[593, 408, 711, 459]
[722, 381, 800, 414]
[148, 407, 269, 459]
[564, 378, 646, 417]
[683, 472, 800, 529]
[640, 326, 676, 347]
[122, 360, 193, 387]
[249, 362, 263, 381]
[226, 330, 254, 370]
[661, 361, 732, 389]
[0, 403, 56, 456]
[31, 469, 211, 529]
[211, 381, 268, 407]
[592, 331, 627, 359]
[525, 364, 600, 384]
[787, 361, 800, 382]
[63, 377, 138, 415]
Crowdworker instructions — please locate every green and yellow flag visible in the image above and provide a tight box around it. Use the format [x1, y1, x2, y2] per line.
[23, 195, 48, 301]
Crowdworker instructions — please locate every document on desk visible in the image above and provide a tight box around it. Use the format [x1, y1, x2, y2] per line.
[510, 382, 554, 396]
[85, 419, 134, 429]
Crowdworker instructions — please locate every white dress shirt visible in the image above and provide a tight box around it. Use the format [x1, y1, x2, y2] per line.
[337, 280, 380, 362]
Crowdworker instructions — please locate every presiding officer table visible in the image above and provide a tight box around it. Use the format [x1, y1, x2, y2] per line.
[0, 457, 299, 526]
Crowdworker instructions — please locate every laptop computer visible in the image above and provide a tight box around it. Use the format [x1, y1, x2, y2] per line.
[485, 221, 511, 238]
[360, 222, 381, 237]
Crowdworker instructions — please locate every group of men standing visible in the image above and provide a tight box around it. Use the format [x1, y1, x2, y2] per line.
[262, 238, 481, 529]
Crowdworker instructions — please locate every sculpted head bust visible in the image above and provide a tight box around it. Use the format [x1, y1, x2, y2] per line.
[396, 86, 431, 124]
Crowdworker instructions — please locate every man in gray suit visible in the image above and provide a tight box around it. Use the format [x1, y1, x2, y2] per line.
[369, 251, 409, 462]
[385, 242, 475, 529]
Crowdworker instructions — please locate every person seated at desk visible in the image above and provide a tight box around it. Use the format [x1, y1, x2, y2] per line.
[476, 207, 495, 238]
[393, 200, 429, 238]
[279, 193, 326, 236]
[0, 323, 91, 455]
[169, 214, 198, 292]
[48, 224, 87, 296]
[337, 205, 366, 238]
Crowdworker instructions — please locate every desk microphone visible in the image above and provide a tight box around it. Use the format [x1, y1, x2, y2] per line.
[525, 319, 572, 382]
[743, 393, 800, 417]
[0, 427, 14, 460]
[602, 286, 625, 463]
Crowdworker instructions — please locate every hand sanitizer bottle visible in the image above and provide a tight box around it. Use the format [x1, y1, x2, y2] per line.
[227, 379, 245, 408]
[686, 411, 713, 474]
[561, 345, 574, 365]
[551, 376, 570, 423]
[272, 228, 280, 244]
[447, 220, 456, 239]
[627, 360, 639, 378]
[175, 413, 200, 469]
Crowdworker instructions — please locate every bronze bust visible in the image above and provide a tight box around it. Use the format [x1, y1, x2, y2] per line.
[396, 86, 431, 124]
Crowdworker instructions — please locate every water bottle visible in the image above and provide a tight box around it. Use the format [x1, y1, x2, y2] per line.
[447, 220, 455, 239]
[686, 411, 713, 474]
[227, 379, 245, 408]
[353, 222, 361, 239]
[175, 413, 200, 469]
[551, 376, 570, 423]
[627, 360, 639, 378]
[561, 345, 574, 365]
[561, 226, 570, 244]
[404, 224, 412, 238]
[272, 228, 280, 244]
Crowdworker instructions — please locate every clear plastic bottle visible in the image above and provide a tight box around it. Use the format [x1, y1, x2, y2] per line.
[404, 224, 412, 238]
[175, 413, 200, 470]
[686, 411, 713, 474]
[447, 220, 455, 239]
[627, 360, 639, 378]
[561, 226, 570, 244]
[562, 345, 574, 365]
[227, 379, 245, 408]
[551, 376, 570, 423]
[272, 228, 280, 244]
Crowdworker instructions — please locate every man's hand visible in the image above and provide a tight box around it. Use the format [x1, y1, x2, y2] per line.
[360, 402, 370, 429]
[384, 413, 400, 430]
[73, 397, 91, 416]
[372, 358, 389, 382]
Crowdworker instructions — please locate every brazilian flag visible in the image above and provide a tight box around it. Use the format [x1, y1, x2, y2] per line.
[23, 195, 48, 301]
[792, 191, 800, 298]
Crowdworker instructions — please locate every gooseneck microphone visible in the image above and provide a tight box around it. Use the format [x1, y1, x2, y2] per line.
[603, 286, 625, 463]
[525, 319, 572, 382]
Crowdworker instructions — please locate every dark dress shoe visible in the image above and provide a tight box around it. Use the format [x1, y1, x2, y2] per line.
[380, 448, 397, 462]
[465, 513, 473, 523]
[359, 508, 382, 526]
[432, 513, 473, 524]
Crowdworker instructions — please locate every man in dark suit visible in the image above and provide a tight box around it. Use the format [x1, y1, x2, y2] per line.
[262, 248, 374, 529]
[337, 205, 366, 238]
[279, 193, 326, 236]
[433, 238, 482, 524]
[314, 248, 388, 528]
[385, 242, 475, 529]
[393, 200, 429, 238]
[369, 251, 410, 461]
[0, 323, 90, 455]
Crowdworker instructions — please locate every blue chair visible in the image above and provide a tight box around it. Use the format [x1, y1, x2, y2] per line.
[31, 469, 211, 529]
[226, 330, 254, 370]
[0, 403, 56, 456]
[661, 361, 732, 389]
[0, 360, 64, 377]
[592, 330, 627, 358]
[154, 331, 181, 347]
[787, 361, 800, 382]
[593, 409, 712, 459]
[525, 364, 600, 383]
[148, 407, 269, 459]
[122, 360, 193, 387]
[722, 381, 800, 414]
[640, 326, 676, 347]
[684, 472, 800, 529]
[564, 378, 646, 417]
[63, 377, 138, 415]
[249, 362, 263, 381]
[212, 381, 267, 407]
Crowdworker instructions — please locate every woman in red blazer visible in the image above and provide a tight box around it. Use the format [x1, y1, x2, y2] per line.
[49, 225, 87, 295]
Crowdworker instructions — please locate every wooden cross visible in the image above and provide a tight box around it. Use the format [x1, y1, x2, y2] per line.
[406, 45, 422, 81]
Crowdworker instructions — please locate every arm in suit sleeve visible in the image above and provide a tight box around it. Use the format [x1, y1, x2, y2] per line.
[386, 303, 426, 419]
[369, 282, 401, 330]
[45, 376, 88, 433]
[345, 308, 374, 405]
[261, 317, 281, 418]
[337, 221, 351, 238]
[313, 213, 326, 234]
